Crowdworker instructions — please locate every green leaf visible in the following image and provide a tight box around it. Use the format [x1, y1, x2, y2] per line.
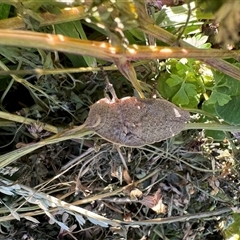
[216, 95, 240, 125]
[55, 21, 96, 67]
[73, 21, 97, 68]
[202, 101, 217, 116]
[206, 91, 231, 106]
[184, 83, 197, 97]
[157, 73, 180, 99]
[200, 43, 212, 49]
[166, 75, 183, 87]
[205, 130, 226, 141]
[0, 3, 10, 20]
[170, 82, 197, 106]
[217, 74, 240, 96]
[127, 28, 145, 41]
[172, 86, 189, 105]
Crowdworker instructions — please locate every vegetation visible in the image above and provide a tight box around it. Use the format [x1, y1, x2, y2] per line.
[0, 0, 240, 239]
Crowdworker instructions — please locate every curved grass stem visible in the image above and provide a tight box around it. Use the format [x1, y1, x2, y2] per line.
[185, 122, 240, 132]
[0, 125, 93, 169]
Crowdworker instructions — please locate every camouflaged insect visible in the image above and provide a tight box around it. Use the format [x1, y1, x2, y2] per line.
[84, 96, 190, 147]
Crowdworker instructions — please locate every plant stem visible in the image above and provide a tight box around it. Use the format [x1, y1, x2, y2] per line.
[185, 122, 240, 132]
[0, 31, 238, 61]
[0, 6, 87, 29]
[0, 126, 93, 169]
[0, 111, 59, 134]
